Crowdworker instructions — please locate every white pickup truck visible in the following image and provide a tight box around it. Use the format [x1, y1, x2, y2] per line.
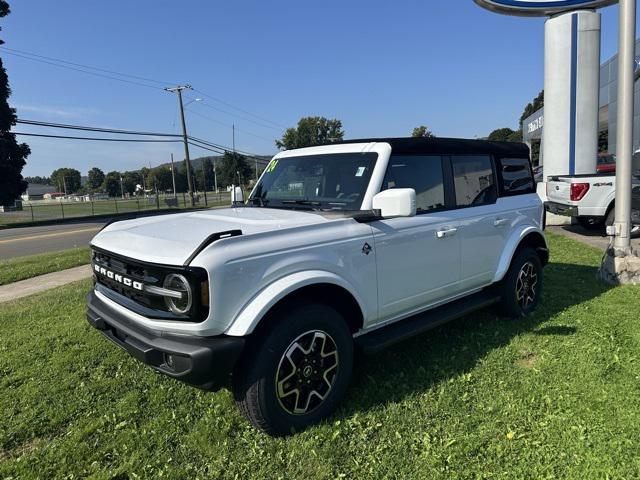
[546, 173, 640, 233]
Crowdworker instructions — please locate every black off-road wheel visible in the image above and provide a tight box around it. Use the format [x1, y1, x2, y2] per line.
[232, 302, 353, 436]
[497, 247, 543, 318]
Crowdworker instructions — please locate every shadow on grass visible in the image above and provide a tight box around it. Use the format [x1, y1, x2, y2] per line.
[338, 261, 612, 417]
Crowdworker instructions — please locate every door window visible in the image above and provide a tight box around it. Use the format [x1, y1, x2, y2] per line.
[382, 155, 445, 213]
[497, 157, 535, 195]
[451, 155, 496, 207]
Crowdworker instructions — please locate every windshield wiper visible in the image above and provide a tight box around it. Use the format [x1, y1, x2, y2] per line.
[281, 199, 323, 208]
[249, 197, 268, 207]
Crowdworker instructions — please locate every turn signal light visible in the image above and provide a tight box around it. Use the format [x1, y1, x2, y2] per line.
[570, 182, 590, 201]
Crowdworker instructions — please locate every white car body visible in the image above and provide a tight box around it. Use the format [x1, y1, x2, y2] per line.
[91, 141, 545, 339]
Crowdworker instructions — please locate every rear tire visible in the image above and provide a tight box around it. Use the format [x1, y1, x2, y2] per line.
[605, 208, 615, 229]
[232, 302, 353, 436]
[497, 247, 543, 318]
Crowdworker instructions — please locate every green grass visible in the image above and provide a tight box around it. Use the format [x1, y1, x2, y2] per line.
[1, 233, 640, 478]
[0, 247, 91, 286]
[0, 192, 231, 226]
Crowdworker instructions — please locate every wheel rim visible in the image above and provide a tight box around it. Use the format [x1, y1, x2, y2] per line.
[516, 261, 538, 311]
[275, 330, 339, 416]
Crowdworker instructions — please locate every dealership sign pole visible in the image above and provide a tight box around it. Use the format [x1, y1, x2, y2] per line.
[476, 0, 640, 284]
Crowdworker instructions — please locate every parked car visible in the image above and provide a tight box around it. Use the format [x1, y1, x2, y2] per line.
[87, 137, 548, 435]
[596, 154, 616, 174]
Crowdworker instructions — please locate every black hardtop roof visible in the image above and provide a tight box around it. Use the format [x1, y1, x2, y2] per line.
[332, 136, 530, 158]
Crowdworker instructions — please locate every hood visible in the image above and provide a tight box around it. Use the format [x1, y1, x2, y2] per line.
[90, 207, 331, 265]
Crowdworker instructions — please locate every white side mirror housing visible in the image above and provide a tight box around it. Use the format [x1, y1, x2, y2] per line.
[231, 185, 244, 204]
[372, 188, 416, 218]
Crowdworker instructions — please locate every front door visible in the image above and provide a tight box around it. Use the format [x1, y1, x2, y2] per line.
[371, 155, 461, 324]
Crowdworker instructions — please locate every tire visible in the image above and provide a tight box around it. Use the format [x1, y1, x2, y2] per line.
[232, 302, 354, 436]
[577, 217, 604, 231]
[605, 208, 615, 229]
[497, 247, 543, 318]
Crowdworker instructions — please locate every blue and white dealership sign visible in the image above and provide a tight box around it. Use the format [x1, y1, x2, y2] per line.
[474, 0, 617, 16]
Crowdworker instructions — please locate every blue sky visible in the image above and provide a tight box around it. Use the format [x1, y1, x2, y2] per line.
[1, 0, 630, 176]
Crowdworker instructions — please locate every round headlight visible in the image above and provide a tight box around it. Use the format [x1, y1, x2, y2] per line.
[163, 273, 192, 315]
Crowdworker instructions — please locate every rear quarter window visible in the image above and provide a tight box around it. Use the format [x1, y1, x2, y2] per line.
[497, 157, 535, 196]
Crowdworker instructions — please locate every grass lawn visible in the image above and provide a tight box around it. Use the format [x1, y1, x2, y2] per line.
[0, 247, 91, 286]
[1, 233, 639, 478]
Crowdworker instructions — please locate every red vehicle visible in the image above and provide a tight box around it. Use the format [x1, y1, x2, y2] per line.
[596, 154, 616, 174]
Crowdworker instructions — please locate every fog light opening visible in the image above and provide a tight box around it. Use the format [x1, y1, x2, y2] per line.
[163, 353, 175, 370]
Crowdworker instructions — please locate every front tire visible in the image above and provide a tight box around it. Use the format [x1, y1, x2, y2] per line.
[497, 247, 543, 318]
[232, 302, 353, 436]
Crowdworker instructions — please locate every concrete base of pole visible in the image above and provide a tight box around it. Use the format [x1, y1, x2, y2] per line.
[598, 247, 640, 285]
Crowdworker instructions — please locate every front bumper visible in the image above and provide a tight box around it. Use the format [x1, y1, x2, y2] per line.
[86, 290, 245, 391]
[545, 201, 578, 217]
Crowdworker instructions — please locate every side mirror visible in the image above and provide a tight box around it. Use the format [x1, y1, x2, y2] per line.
[231, 185, 244, 204]
[372, 188, 416, 218]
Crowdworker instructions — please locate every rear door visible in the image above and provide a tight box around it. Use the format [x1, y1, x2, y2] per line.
[371, 155, 461, 324]
[445, 155, 506, 290]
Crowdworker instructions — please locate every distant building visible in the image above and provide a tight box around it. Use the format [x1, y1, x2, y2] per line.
[21, 183, 57, 201]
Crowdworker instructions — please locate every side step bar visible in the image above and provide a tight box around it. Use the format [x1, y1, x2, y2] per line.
[355, 290, 500, 355]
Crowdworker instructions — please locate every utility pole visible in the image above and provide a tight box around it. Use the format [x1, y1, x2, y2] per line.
[600, 0, 640, 285]
[170, 153, 177, 198]
[62, 175, 67, 196]
[165, 85, 195, 206]
[120, 174, 124, 199]
[613, 0, 636, 253]
[201, 159, 208, 206]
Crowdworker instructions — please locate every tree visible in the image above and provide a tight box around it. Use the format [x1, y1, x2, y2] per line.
[87, 167, 105, 190]
[50, 168, 81, 194]
[217, 151, 252, 187]
[103, 171, 121, 197]
[24, 176, 50, 185]
[519, 90, 544, 126]
[0, 1, 30, 207]
[411, 125, 435, 138]
[276, 117, 344, 150]
[488, 127, 521, 142]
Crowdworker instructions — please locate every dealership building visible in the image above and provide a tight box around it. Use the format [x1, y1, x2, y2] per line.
[522, 39, 640, 165]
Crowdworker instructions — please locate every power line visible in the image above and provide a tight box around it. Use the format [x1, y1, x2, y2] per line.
[190, 97, 281, 132]
[186, 108, 275, 143]
[17, 119, 182, 137]
[192, 88, 285, 129]
[2, 46, 285, 130]
[0, 46, 176, 85]
[13, 132, 182, 142]
[0, 49, 164, 91]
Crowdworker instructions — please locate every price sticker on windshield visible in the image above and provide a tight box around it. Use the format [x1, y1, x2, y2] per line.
[266, 159, 279, 173]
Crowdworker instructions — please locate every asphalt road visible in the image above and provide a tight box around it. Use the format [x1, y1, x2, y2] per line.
[0, 221, 105, 260]
[547, 224, 640, 251]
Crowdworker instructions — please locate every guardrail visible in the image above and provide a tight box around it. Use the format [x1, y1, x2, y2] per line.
[0, 192, 231, 226]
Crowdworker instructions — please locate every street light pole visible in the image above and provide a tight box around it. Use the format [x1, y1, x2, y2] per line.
[165, 85, 195, 207]
[613, 0, 636, 252]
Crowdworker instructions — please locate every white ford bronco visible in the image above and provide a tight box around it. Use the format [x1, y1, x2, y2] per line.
[87, 137, 548, 435]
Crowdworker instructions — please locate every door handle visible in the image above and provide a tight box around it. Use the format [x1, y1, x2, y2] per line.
[436, 228, 458, 238]
[494, 218, 509, 227]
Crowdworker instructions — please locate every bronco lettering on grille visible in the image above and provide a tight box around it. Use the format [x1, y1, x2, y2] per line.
[93, 264, 144, 291]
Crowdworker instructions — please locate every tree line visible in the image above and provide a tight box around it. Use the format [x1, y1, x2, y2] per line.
[28, 151, 255, 197]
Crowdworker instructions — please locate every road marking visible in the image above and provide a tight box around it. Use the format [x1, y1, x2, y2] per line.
[0, 226, 100, 245]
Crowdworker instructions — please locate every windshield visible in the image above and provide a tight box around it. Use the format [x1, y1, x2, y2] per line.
[249, 152, 378, 210]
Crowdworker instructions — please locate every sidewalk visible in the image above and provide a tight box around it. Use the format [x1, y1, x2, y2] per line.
[0, 265, 92, 303]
